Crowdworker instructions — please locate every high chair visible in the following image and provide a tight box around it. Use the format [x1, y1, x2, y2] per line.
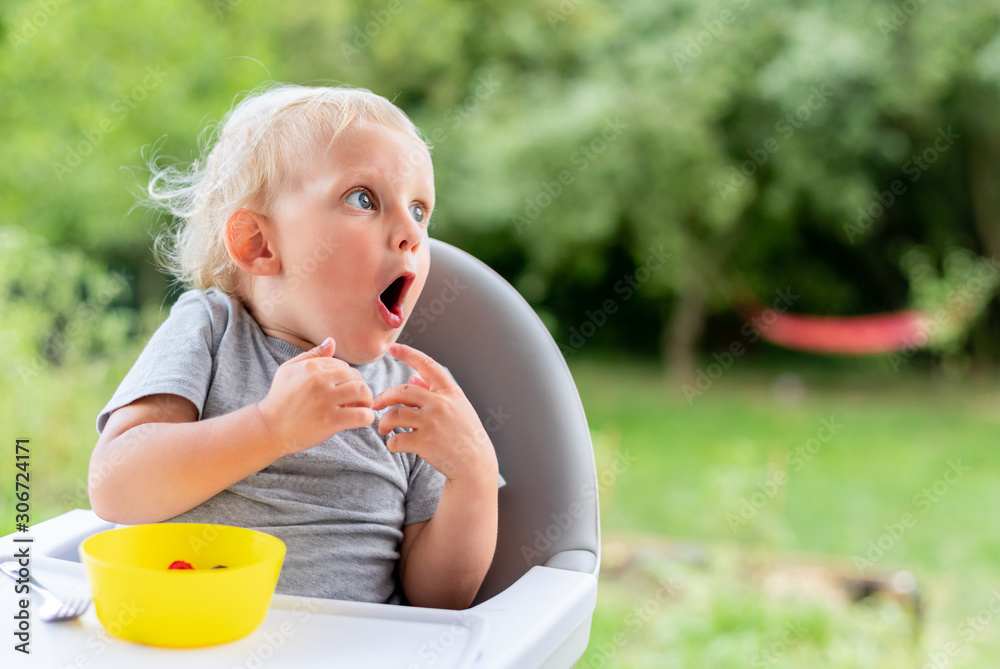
[0, 239, 600, 668]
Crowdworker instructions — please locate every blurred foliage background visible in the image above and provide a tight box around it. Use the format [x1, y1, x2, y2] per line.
[4, 0, 1000, 375]
[3, 0, 1000, 667]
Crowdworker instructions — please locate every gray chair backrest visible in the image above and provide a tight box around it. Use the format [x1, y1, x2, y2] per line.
[399, 239, 600, 604]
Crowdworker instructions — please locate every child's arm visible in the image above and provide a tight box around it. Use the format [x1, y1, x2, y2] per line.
[372, 343, 500, 609]
[397, 474, 498, 609]
[90, 393, 279, 524]
[90, 337, 375, 525]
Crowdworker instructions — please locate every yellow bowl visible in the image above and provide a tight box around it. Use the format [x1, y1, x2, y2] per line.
[79, 523, 286, 648]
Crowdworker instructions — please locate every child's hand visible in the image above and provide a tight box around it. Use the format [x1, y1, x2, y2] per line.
[257, 337, 375, 455]
[372, 343, 499, 486]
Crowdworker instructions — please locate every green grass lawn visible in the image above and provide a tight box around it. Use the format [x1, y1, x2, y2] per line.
[571, 354, 1000, 668]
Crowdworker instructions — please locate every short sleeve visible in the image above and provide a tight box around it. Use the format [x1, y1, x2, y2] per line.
[403, 459, 506, 527]
[96, 290, 216, 434]
[403, 456, 446, 526]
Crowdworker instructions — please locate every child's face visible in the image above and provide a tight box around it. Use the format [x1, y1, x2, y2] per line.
[259, 120, 434, 364]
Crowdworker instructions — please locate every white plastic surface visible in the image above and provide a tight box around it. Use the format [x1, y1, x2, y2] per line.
[1, 510, 597, 668]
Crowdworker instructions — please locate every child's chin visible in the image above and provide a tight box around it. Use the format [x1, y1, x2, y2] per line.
[345, 340, 393, 365]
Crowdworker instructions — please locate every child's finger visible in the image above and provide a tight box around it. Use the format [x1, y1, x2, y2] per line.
[287, 337, 335, 363]
[330, 379, 374, 407]
[387, 343, 453, 390]
[372, 383, 434, 411]
[339, 407, 377, 429]
[377, 406, 423, 435]
[409, 375, 431, 390]
[384, 431, 419, 454]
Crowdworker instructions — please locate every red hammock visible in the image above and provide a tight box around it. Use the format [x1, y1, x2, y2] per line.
[739, 306, 932, 355]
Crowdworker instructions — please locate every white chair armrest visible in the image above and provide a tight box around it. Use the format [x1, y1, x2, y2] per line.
[469, 565, 598, 669]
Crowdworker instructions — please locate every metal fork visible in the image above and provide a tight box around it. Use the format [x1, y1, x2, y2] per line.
[1, 560, 91, 622]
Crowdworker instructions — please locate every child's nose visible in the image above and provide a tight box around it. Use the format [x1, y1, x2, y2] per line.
[391, 207, 423, 253]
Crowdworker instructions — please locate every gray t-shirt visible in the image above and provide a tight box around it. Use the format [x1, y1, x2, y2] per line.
[96, 287, 447, 604]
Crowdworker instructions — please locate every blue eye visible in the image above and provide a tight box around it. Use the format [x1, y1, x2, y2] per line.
[409, 204, 424, 223]
[346, 190, 374, 210]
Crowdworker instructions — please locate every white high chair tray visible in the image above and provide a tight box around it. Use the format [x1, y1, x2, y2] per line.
[1, 555, 486, 668]
[2, 510, 598, 669]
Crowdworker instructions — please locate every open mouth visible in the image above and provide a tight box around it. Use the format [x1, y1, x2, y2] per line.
[380, 276, 406, 312]
[378, 272, 414, 328]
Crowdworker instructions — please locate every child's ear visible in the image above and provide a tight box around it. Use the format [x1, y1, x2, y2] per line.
[224, 209, 280, 276]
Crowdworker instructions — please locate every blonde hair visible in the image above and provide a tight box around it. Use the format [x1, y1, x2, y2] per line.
[148, 83, 429, 297]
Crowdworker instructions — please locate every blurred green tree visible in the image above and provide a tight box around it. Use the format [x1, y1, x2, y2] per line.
[414, 0, 1000, 379]
[2, 0, 1000, 378]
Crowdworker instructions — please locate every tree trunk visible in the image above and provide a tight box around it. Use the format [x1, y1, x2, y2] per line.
[663, 285, 705, 386]
[967, 135, 1000, 368]
[969, 137, 1000, 262]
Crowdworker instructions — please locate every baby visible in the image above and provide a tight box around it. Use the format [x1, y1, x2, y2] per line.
[88, 84, 500, 610]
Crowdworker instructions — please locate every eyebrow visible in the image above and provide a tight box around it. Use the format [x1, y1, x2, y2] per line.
[327, 167, 434, 199]
[321, 167, 374, 199]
